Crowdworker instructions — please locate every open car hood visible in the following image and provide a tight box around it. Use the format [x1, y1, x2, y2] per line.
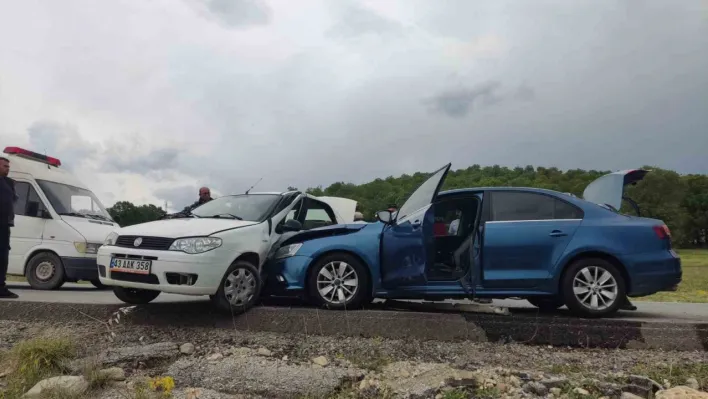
[315, 196, 358, 223]
[582, 169, 649, 211]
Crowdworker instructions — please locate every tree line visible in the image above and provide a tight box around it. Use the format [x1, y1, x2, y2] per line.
[107, 165, 708, 248]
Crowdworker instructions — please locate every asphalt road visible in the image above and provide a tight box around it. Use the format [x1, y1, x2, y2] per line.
[3, 282, 707, 324]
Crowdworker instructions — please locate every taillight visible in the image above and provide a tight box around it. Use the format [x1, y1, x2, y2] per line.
[653, 225, 671, 240]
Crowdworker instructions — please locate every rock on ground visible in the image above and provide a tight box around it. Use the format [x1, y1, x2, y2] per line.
[23, 375, 89, 398]
[656, 386, 708, 399]
[70, 341, 179, 372]
[167, 355, 365, 398]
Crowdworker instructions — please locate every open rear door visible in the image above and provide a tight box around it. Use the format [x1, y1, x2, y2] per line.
[582, 169, 649, 212]
[380, 163, 451, 288]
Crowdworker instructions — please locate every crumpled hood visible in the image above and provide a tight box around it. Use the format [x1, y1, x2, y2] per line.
[116, 218, 259, 238]
[61, 216, 120, 243]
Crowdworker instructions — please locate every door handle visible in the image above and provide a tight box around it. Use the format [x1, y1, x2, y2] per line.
[411, 220, 421, 229]
[549, 230, 567, 237]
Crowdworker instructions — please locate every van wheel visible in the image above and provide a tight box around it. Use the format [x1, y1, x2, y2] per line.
[25, 252, 66, 290]
[307, 253, 370, 310]
[113, 286, 161, 304]
[210, 261, 262, 314]
[527, 297, 564, 312]
[561, 258, 625, 318]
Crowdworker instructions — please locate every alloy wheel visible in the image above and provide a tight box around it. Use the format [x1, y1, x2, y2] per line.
[317, 261, 359, 305]
[572, 266, 619, 311]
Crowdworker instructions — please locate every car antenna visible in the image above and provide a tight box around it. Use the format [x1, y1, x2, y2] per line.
[245, 177, 263, 194]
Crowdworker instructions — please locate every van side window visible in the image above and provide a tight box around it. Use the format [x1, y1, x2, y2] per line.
[13, 182, 47, 218]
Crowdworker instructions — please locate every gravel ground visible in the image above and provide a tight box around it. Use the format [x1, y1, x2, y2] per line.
[1, 319, 707, 399]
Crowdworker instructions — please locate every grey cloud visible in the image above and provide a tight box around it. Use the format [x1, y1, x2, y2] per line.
[101, 148, 180, 174]
[326, 1, 404, 39]
[196, 0, 271, 28]
[425, 81, 503, 118]
[27, 121, 95, 171]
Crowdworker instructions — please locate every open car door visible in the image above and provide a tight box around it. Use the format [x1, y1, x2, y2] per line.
[582, 169, 649, 214]
[380, 163, 451, 288]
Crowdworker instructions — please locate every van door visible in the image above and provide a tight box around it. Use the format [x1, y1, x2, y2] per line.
[8, 181, 48, 274]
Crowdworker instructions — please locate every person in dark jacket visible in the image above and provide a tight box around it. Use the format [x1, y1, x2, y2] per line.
[182, 187, 212, 214]
[0, 156, 18, 298]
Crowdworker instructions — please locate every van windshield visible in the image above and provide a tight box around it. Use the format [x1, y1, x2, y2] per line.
[36, 179, 113, 221]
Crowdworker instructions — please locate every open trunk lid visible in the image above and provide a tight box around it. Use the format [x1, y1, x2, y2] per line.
[582, 169, 649, 212]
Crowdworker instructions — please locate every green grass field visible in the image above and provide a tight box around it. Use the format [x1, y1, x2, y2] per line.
[5, 250, 707, 303]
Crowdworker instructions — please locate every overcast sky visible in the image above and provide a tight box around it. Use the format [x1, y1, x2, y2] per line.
[1, 0, 706, 211]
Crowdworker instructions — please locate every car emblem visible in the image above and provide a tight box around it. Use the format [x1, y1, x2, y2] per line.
[133, 237, 143, 247]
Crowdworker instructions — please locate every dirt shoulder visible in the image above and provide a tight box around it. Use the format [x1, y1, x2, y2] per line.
[1, 319, 707, 399]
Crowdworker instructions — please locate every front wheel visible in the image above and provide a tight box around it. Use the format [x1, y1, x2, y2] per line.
[561, 258, 625, 318]
[210, 261, 262, 314]
[307, 253, 370, 310]
[113, 286, 161, 304]
[25, 252, 66, 290]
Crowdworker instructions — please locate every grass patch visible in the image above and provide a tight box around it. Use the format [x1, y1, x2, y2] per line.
[0, 336, 76, 399]
[632, 362, 708, 390]
[636, 249, 708, 303]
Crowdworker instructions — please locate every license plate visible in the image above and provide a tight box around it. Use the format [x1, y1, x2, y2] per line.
[110, 258, 152, 275]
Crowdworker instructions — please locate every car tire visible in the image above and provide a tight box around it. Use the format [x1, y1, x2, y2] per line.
[561, 258, 625, 318]
[210, 260, 262, 314]
[527, 297, 564, 312]
[307, 252, 370, 310]
[90, 280, 109, 290]
[112, 286, 161, 304]
[25, 252, 66, 290]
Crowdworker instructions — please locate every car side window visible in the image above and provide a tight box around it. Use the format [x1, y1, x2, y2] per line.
[491, 192, 582, 221]
[303, 199, 336, 230]
[14, 182, 47, 218]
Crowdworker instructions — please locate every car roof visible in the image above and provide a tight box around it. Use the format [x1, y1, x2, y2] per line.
[439, 186, 570, 196]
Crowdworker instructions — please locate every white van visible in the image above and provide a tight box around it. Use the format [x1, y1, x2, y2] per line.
[4, 146, 118, 289]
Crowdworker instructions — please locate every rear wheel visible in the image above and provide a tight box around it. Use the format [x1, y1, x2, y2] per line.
[113, 286, 161, 304]
[527, 297, 564, 312]
[307, 253, 370, 310]
[561, 258, 625, 318]
[210, 261, 262, 314]
[25, 252, 66, 290]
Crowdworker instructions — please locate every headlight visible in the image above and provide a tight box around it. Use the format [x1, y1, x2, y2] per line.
[104, 232, 119, 246]
[274, 243, 303, 259]
[169, 237, 222, 254]
[74, 242, 103, 254]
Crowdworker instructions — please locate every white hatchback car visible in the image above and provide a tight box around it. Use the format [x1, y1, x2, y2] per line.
[97, 191, 357, 312]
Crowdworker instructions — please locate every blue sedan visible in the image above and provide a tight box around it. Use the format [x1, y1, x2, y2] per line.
[263, 164, 682, 318]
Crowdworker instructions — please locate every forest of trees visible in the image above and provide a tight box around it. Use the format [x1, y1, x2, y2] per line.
[107, 165, 708, 248]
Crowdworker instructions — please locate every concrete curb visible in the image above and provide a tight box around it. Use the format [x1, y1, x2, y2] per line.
[1, 300, 706, 351]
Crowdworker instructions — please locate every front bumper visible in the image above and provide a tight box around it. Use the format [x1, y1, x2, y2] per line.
[62, 256, 99, 281]
[96, 245, 234, 296]
[262, 255, 312, 296]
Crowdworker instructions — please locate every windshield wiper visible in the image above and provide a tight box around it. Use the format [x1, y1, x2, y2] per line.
[209, 213, 243, 220]
[58, 212, 88, 218]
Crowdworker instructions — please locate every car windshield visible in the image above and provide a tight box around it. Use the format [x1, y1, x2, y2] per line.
[36, 179, 113, 221]
[191, 194, 281, 221]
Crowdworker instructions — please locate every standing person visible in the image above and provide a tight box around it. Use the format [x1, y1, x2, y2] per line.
[0, 157, 18, 298]
[182, 187, 213, 214]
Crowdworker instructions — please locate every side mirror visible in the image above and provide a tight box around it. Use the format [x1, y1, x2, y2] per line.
[40, 209, 52, 219]
[279, 219, 303, 233]
[376, 210, 393, 224]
